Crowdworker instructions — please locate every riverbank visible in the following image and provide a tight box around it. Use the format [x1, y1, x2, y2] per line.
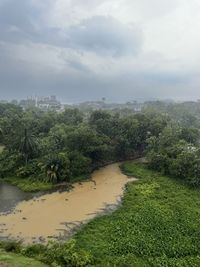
[73, 161, 200, 266]
[0, 163, 136, 243]
[2, 177, 53, 192]
[2, 161, 200, 266]
[1, 157, 142, 193]
[1, 173, 90, 193]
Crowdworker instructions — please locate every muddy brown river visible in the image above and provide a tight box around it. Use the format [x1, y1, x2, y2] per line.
[0, 163, 136, 243]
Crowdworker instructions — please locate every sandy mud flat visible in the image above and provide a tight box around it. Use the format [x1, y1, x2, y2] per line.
[0, 163, 136, 243]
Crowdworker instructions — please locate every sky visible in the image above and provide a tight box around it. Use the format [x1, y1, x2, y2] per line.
[0, 0, 200, 102]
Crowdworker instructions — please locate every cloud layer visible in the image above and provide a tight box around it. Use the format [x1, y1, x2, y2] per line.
[0, 0, 200, 102]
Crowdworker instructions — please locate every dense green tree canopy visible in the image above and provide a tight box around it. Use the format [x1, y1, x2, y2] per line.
[0, 102, 199, 186]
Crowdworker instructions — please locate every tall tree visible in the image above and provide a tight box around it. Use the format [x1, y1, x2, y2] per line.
[19, 129, 38, 165]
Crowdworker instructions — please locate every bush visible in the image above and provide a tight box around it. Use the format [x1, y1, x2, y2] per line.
[0, 240, 22, 253]
[16, 160, 41, 178]
[0, 240, 92, 267]
[69, 151, 91, 178]
[147, 129, 200, 186]
[43, 240, 93, 267]
[0, 150, 22, 178]
[21, 243, 46, 258]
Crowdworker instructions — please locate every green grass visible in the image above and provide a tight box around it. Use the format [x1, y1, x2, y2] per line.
[0, 249, 48, 267]
[3, 173, 90, 192]
[74, 161, 200, 266]
[3, 177, 53, 192]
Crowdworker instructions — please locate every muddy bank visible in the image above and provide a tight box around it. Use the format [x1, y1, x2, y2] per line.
[0, 163, 136, 243]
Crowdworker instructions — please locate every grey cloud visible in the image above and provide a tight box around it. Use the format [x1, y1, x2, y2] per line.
[0, 0, 200, 102]
[66, 59, 91, 73]
[0, 1, 142, 57]
[66, 16, 143, 57]
[0, 0, 63, 46]
[0, 0, 40, 43]
[0, 46, 195, 102]
[0, 40, 196, 102]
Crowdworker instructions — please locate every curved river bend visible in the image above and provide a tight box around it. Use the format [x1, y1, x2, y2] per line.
[0, 163, 136, 243]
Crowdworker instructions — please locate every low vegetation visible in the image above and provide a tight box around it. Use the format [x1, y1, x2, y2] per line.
[0, 240, 92, 267]
[0, 145, 4, 154]
[3, 177, 53, 192]
[1, 162, 200, 266]
[147, 126, 200, 186]
[0, 249, 47, 267]
[74, 161, 200, 266]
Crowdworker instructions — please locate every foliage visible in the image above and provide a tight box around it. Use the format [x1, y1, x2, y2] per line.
[147, 125, 200, 186]
[68, 151, 91, 178]
[0, 145, 4, 153]
[16, 159, 41, 178]
[0, 249, 48, 267]
[0, 102, 199, 190]
[58, 108, 84, 125]
[19, 129, 38, 164]
[0, 240, 21, 253]
[0, 239, 92, 267]
[0, 150, 22, 178]
[21, 244, 47, 258]
[74, 162, 200, 266]
[44, 153, 70, 183]
[4, 177, 53, 192]
[43, 240, 93, 267]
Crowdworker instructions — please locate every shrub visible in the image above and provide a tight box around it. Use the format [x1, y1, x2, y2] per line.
[0, 240, 22, 253]
[43, 240, 93, 267]
[16, 160, 40, 178]
[0, 151, 22, 177]
[69, 151, 91, 178]
[21, 243, 46, 258]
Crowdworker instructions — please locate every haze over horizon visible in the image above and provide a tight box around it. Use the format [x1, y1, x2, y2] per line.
[1, 0, 200, 102]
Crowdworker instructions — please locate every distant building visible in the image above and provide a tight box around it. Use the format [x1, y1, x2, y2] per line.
[19, 95, 61, 111]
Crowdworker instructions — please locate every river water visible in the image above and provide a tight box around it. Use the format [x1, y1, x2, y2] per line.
[0, 182, 41, 213]
[0, 163, 136, 243]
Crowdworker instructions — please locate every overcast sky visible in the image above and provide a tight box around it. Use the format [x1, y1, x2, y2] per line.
[0, 0, 200, 102]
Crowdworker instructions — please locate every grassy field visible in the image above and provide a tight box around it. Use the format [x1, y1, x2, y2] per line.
[0, 249, 47, 267]
[74, 161, 200, 266]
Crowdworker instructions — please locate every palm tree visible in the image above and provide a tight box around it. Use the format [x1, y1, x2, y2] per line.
[19, 128, 38, 165]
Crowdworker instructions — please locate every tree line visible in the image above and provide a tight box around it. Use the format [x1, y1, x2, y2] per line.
[0, 101, 200, 186]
